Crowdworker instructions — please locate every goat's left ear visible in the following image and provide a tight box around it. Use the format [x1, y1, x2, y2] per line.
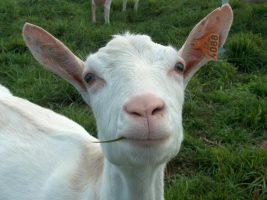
[179, 4, 233, 87]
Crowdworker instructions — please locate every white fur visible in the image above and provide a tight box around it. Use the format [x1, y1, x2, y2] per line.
[92, 0, 139, 24]
[0, 87, 102, 200]
[0, 84, 12, 96]
[0, 4, 233, 200]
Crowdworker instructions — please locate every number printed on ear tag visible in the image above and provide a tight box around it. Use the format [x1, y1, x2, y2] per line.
[193, 33, 220, 60]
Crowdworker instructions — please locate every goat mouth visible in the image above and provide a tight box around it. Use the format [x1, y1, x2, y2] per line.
[92, 137, 167, 146]
[124, 136, 169, 147]
[92, 135, 169, 146]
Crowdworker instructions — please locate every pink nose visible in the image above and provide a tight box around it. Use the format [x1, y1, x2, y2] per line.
[124, 94, 165, 118]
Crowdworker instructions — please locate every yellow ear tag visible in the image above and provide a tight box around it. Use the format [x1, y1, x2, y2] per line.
[193, 33, 220, 60]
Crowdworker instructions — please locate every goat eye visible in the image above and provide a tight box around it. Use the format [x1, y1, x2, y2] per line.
[84, 73, 97, 85]
[174, 62, 184, 73]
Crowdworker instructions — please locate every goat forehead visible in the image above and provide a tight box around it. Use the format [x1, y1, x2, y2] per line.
[86, 33, 179, 73]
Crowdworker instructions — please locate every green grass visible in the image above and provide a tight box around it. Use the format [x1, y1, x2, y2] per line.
[0, 0, 266, 199]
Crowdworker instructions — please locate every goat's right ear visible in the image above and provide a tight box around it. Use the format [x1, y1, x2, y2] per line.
[179, 4, 233, 87]
[23, 23, 86, 92]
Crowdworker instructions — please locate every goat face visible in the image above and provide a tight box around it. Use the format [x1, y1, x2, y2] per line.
[23, 4, 233, 167]
[83, 34, 184, 166]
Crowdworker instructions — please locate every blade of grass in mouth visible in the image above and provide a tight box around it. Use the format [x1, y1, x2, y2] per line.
[92, 136, 125, 143]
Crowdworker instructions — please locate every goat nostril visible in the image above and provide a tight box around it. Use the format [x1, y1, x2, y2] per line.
[131, 112, 142, 117]
[124, 105, 143, 117]
[152, 106, 164, 116]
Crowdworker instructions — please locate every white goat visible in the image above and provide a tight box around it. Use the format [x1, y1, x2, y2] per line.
[0, 4, 233, 200]
[92, 0, 139, 24]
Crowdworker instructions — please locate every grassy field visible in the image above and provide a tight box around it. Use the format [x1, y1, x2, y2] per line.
[0, 0, 266, 199]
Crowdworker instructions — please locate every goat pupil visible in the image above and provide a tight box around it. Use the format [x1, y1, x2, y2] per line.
[84, 73, 96, 84]
[174, 63, 184, 73]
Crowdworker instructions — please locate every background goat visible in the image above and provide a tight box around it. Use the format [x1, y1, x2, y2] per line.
[92, 0, 139, 24]
[0, 4, 233, 200]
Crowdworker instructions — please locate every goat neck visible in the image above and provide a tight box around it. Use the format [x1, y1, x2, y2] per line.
[100, 158, 165, 200]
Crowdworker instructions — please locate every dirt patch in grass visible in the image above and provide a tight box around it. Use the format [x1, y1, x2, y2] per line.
[257, 140, 267, 149]
[201, 136, 223, 147]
